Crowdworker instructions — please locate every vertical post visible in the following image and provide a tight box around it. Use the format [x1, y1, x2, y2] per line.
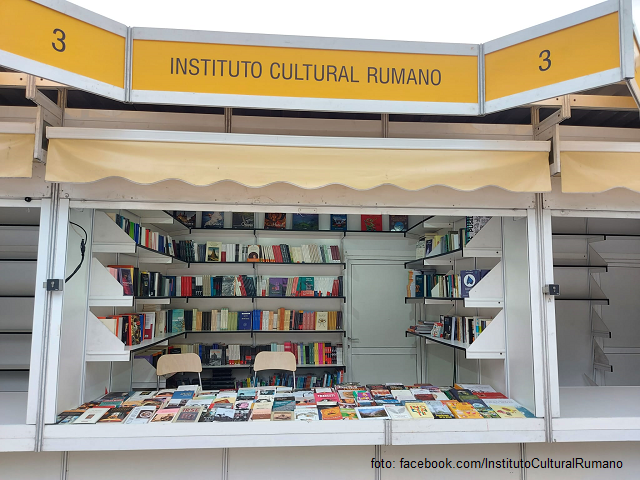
[224, 107, 233, 134]
[381, 113, 389, 138]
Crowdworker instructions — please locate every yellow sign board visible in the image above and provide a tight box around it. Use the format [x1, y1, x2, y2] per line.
[132, 39, 478, 110]
[485, 12, 620, 110]
[0, 0, 125, 92]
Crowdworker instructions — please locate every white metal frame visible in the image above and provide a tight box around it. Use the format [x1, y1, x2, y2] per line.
[0, 0, 127, 101]
[131, 27, 479, 115]
[483, 0, 624, 113]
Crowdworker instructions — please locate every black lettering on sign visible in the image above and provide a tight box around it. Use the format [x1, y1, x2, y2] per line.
[52, 28, 66, 52]
[539, 50, 551, 71]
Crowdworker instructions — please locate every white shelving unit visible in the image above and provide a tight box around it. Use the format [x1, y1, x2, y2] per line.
[88, 257, 133, 307]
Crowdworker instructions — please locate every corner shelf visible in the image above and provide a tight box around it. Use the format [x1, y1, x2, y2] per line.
[88, 257, 133, 307]
[406, 311, 505, 360]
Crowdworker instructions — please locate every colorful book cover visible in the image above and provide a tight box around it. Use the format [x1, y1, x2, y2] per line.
[410, 389, 436, 401]
[268, 278, 288, 297]
[318, 405, 342, 420]
[384, 405, 413, 419]
[340, 408, 358, 420]
[236, 388, 257, 400]
[371, 389, 393, 400]
[247, 245, 261, 262]
[486, 399, 532, 418]
[294, 391, 316, 406]
[174, 406, 203, 423]
[355, 406, 389, 419]
[271, 411, 294, 421]
[198, 407, 216, 422]
[460, 270, 481, 298]
[151, 409, 179, 423]
[171, 390, 195, 400]
[202, 212, 224, 228]
[314, 391, 340, 404]
[233, 409, 251, 422]
[213, 408, 236, 422]
[264, 213, 286, 230]
[355, 391, 373, 404]
[232, 212, 254, 229]
[361, 214, 382, 232]
[251, 404, 273, 421]
[174, 211, 196, 228]
[206, 241, 222, 262]
[443, 400, 483, 419]
[405, 402, 434, 419]
[425, 401, 455, 419]
[467, 399, 500, 419]
[272, 396, 296, 412]
[97, 406, 133, 423]
[389, 215, 408, 232]
[451, 389, 480, 402]
[330, 214, 347, 231]
[292, 213, 319, 231]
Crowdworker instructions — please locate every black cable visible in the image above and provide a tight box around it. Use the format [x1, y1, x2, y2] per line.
[65, 221, 87, 283]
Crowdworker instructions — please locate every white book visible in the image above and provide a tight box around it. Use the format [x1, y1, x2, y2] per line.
[74, 408, 108, 424]
[124, 406, 157, 424]
[295, 406, 319, 421]
[384, 405, 413, 420]
[390, 390, 416, 402]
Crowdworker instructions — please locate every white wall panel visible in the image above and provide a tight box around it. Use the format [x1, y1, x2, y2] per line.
[0, 452, 62, 480]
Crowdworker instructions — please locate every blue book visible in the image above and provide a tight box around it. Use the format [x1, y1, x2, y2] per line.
[238, 312, 252, 330]
[330, 214, 347, 231]
[460, 270, 480, 298]
[171, 390, 195, 400]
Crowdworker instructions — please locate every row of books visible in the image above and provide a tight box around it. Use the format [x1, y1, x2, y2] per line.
[168, 342, 344, 367]
[108, 213, 176, 256]
[431, 316, 493, 344]
[178, 211, 410, 232]
[107, 266, 344, 298]
[180, 241, 342, 264]
[414, 217, 492, 260]
[55, 383, 533, 424]
[407, 269, 490, 298]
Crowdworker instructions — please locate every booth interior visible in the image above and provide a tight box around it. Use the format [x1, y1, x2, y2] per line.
[49, 199, 541, 428]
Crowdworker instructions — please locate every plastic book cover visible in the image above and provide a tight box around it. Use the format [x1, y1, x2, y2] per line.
[202, 212, 224, 228]
[98, 406, 133, 423]
[361, 214, 382, 231]
[389, 215, 408, 232]
[405, 402, 434, 419]
[318, 405, 342, 420]
[384, 405, 412, 420]
[443, 400, 483, 419]
[174, 211, 196, 228]
[264, 213, 286, 230]
[271, 411, 294, 421]
[355, 406, 389, 420]
[340, 408, 358, 420]
[292, 213, 319, 231]
[232, 212, 255, 229]
[125, 406, 157, 424]
[294, 406, 319, 421]
[330, 214, 347, 231]
[424, 401, 455, 419]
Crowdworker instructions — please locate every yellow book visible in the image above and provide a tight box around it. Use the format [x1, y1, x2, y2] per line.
[444, 400, 483, 419]
[404, 402, 434, 419]
[486, 402, 526, 418]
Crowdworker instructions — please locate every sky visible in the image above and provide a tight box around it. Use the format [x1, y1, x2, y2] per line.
[70, 0, 610, 44]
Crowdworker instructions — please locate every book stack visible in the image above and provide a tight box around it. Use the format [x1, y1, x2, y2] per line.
[258, 276, 343, 297]
[254, 309, 343, 331]
[246, 244, 342, 263]
[55, 383, 533, 425]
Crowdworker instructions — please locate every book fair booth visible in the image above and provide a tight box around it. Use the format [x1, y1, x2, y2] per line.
[2, 0, 640, 478]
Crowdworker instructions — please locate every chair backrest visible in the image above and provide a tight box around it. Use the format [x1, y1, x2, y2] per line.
[156, 353, 203, 376]
[253, 351, 297, 373]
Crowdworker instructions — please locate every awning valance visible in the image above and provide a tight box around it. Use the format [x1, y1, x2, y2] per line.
[561, 141, 640, 193]
[45, 128, 551, 192]
[0, 123, 35, 178]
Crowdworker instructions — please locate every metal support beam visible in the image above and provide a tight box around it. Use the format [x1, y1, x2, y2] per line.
[381, 113, 389, 138]
[0, 72, 64, 89]
[224, 107, 232, 133]
[26, 75, 64, 162]
[533, 96, 570, 176]
[531, 94, 637, 111]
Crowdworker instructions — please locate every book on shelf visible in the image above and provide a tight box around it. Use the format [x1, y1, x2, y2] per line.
[465, 216, 492, 244]
[389, 215, 408, 232]
[231, 212, 255, 229]
[174, 211, 196, 229]
[415, 230, 461, 259]
[264, 213, 286, 230]
[361, 214, 382, 232]
[202, 211, 225, 228]
[292, 214, 319, 231]
[330, 214, 347, 231]
[173, 242, 342, 264]
[206, 241, 222, 262]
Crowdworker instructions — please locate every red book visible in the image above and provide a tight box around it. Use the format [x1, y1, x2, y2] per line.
[361, 214, 382, 232]
[221, 251, 227, 262]
[238, 276, 247, 297]
[145, 229, 150, 248]
[273, 245, 283, 263]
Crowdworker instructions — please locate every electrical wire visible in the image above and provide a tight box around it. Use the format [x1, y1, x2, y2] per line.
[65, 221, 87, 283]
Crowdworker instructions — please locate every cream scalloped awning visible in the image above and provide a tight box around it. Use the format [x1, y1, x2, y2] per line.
[561, 141, 640, 193]
[0, 123, 35, 178]
[45, 128, 552, 192]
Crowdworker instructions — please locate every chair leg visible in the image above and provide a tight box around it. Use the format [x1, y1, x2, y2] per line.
[156, 376, 159, 391]
[293, 372, 296, 391]
[198, 372, 202, 389]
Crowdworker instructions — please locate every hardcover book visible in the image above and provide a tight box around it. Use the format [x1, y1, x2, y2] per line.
[330, 214, 347, 231]
[389, 215, 408, 232]
[361, 214, 382, 231]
[202, 212, 224, 228]
[264, 213, 286, 230]
[174, 211, 196, 229]
[292, 213, 319, 231]
[232, 212, 255, 229]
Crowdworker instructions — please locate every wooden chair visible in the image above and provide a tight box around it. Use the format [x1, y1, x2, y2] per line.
[253, 351, 297, 389]
[156, 353, 202, 389]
